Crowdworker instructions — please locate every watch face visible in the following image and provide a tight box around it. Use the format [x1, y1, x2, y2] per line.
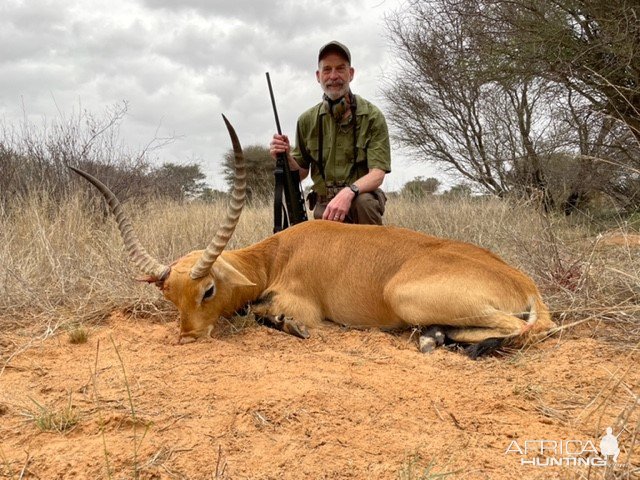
[350, 184, 359, 195]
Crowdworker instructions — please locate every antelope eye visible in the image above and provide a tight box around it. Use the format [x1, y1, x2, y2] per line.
[203, 285, 215, 301]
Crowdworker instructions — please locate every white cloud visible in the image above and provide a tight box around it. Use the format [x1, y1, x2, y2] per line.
[0, 0, 443, 192]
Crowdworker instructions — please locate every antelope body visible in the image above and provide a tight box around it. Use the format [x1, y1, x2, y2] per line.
[72, 116, 555, 357]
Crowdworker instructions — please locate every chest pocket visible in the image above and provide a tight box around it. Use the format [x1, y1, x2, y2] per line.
[344, 140, 367, 163]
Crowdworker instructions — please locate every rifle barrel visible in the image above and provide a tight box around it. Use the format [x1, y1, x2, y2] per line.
[266, 72, 308, 230]
[266, 72, 283, 136]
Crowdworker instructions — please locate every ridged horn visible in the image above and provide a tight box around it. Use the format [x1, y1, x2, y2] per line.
[68, 166, 171, 281]
[189, 115, 246, 279]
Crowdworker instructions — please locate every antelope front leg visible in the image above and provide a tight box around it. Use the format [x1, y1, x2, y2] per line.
[257, 313, 310, 339]
[250, 303, 310, 340]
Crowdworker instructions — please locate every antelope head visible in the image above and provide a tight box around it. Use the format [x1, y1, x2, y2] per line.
[70, 115, 255, 342]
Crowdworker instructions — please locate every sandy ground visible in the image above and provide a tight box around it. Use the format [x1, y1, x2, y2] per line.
[0, 313, 638, 480]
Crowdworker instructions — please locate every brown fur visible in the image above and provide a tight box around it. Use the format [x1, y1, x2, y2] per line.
[162, 221, 555, 345]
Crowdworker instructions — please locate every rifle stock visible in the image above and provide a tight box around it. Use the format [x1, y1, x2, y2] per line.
[266, 72, 308, 232]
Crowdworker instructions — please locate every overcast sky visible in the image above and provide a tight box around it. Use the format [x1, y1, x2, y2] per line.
[0, 0, 441, 192]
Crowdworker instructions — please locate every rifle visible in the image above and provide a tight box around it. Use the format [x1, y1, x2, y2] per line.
[266, 72, 308, 233]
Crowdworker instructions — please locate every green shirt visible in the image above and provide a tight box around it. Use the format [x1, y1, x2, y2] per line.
[292, 94, 391, 196]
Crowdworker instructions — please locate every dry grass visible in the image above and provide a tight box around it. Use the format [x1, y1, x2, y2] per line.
[67, 324, 89, 344]
[397, 453, 461, 479]
[1, 193, 639, 343]
[0, 193, 273, 335]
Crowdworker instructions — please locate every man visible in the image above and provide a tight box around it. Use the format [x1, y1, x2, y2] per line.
[270, 41, 391, 225]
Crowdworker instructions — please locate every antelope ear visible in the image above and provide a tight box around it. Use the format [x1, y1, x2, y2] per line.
[212, 256, 255, 287]
[136, 276, 165, 289]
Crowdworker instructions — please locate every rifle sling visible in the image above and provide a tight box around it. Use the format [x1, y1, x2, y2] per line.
[273, 160, 289, 233]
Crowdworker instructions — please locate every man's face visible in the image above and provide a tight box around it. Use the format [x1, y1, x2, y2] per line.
[316, 52, 355, 101]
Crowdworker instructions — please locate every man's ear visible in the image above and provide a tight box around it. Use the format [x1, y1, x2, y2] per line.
[212, 256, 256, 287]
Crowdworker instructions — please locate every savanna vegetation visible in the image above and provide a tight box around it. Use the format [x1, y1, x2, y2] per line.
[384, 0, 640, 215]
[1, 144, 638, 477]
[1, 1, 639, 475]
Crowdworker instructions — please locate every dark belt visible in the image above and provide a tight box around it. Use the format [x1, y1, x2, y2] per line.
[317, 184, 347, 203]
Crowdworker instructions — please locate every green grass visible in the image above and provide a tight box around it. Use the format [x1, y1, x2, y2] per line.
[22, 393, 79, 434]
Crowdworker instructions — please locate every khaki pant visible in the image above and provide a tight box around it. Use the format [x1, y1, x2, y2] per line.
[313, 189, 386, 225]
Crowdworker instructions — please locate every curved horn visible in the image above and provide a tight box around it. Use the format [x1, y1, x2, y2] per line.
[68, 166, 171, 281]
[189, 115, 246, 279]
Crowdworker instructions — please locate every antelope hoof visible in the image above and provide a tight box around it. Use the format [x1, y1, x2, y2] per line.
[465, 338, 505, 360]
[178, 335, 197, 345]
[419, 326, 446, 354]
[282, 317, 310, 339]
[255, 313, 309, 339]
[419, 336, 437, 353]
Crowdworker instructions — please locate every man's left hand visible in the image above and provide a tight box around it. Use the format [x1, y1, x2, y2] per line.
[322, 188, 356, 222]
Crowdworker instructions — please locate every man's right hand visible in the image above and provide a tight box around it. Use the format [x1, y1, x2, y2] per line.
[270, 134, 290, 160]
[270, 134, 308, 178]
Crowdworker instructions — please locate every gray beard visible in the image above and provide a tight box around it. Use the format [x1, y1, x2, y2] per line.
[323, 84, 349, 101]
[325, 91, 344, 101]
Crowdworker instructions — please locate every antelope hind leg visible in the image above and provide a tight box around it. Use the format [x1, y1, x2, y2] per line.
[444, 326, 516, 344]
[434, 309, 533, 358]
[444, 326, 521, 359]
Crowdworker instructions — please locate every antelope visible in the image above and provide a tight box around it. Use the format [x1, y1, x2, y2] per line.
[71, 116, 555, 358]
